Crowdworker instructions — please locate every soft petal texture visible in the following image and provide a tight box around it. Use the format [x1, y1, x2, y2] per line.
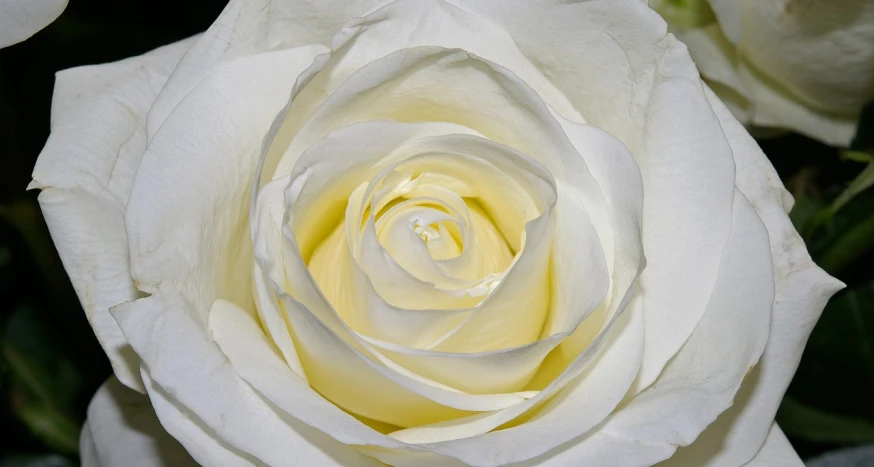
[145, 0, 381, 138]
[518, 191, 773, 467]
[126, 44, 327, 319]
[391, 299, 646, 465]
[31, 36, 197, 392]
[628, 37, 735, 390]
[0, 0, 66, 48]
[663, 424, 803, 467]
[112, 293, 383, 467]
[142, 372, 260, 466]
[604, 192, 773, 445]
[656, 88, 845, 467]
[81, 376, 196, 467]
[452, 0, 669, 152]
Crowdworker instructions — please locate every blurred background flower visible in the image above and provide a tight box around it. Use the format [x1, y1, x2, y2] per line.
[0, 0, 68, 49]
[651, 0, 874, 147]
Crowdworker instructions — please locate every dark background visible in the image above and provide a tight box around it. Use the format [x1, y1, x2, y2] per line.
[1, 1, 873, 465]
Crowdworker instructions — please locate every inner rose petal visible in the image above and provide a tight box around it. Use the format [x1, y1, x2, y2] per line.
[299, 137, 555, 353]
[342, 153, 540, 304]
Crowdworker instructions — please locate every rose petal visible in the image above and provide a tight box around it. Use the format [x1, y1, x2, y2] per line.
[452, 0, 667, 152]
[540, 117, 645, 375]
[142, 373, 258, 466]
[319, 0, 586, 122]
[385, 296, 644, 460]
[273, 239, 541, 424]
[112, 293, 382, 466]
[674, 25, 754, 127]
[603, 192, 772, 448]
[209, 298, 409, 450]
[31, 36, 197, 392]
[145, 0, 380, 138]
[661, 87, 845, 466]
[631, 37, 737, 392]
[126, 45, 326, 322]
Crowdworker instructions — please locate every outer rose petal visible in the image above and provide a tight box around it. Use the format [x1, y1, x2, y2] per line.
[81, 377, 196, 467]
[146, 0, 381, 138]
[0, 0, 66, 48]
[126, 44, 328, 322]
[656, 88, 844, 467]
[660, 423, 803, 467]
[113, 293, 383, 467]
[30, 36, 197, 392]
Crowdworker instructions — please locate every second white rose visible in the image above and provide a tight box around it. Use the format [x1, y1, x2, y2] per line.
[652, 0, 874, 146]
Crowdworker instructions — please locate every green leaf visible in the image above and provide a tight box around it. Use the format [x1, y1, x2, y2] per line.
[804, 158, 874, 240]
[833, 160, 874, 213]
[2, 307, 82, 455]
[13, 403, 80, 455]
[1, 306, 83, 412]
[778, 396, 874, 444]
[843, 151, 874, 164]
[819, 211, 874, 274]
[1, 344, 57, 411]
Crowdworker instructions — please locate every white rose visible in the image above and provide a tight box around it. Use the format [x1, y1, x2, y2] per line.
[0, 0, 67, 48]
[650, 0, 874, 146]
[32, 1, 843, 466]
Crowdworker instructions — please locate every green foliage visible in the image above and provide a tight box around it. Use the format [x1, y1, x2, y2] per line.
[3, 307, 82, 455]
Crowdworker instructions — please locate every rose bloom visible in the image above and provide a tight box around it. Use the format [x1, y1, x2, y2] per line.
[650, 0, 874, 147]
[31, 1, 843, 466]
